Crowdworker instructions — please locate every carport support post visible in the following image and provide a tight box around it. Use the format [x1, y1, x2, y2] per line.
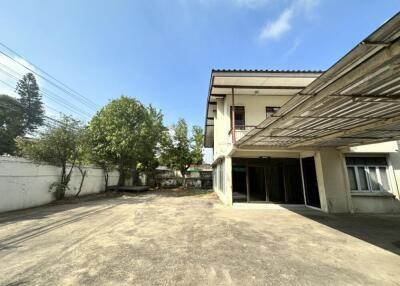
[225, 156, 233, 205]
[339, 152, 354, 213]
[315, 148, 351, 213]
[231, 88, 236, 144]
[299, 157, 307, 205]
[246, 165, 250, 202]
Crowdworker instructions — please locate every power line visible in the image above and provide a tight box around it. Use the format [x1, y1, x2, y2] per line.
[0, 50, 97, 112]
[0, 77, 89, 120]
[0, 65, 92, 119]
[0, 42, 99, 135]
[0, 101, 82, 132]
[0, 46, 99, 113]
[0, 42, 101, 109]
[0, 42, 100, 109]
[0, 78, 76, 121]
[0, 62, 92, 118]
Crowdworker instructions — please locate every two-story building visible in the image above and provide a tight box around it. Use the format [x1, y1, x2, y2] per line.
[204, 13, 400, 213]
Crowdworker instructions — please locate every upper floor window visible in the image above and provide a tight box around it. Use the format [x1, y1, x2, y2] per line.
[230, 106, 245, 130]
[345, 157, 390, 192]
[266, 106, 280, 118]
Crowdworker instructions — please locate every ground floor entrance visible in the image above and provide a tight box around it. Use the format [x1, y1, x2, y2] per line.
[232, 157, 320, 207]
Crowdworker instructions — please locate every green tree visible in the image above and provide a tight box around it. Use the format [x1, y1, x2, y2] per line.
[16, 72, 44, 133]
[16, 116, 84, 199]
[136, 105, 165, 185]
[160, 119, 204, 186]
[88, 96, 164, 186]
[191, 125, 204, 165]
[0, 94, 24, 154]
[89, 147, 115, 190]
[75, 128, 91, 197]
[172, 119, 192, 183]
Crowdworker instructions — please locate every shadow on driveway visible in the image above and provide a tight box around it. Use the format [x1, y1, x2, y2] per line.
[0, 205, 117, 251]
[287, 208, 400, 255]
[150, 188, 213, 197]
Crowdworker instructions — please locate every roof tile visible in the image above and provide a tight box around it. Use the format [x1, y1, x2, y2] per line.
[212, 69, 323, 73]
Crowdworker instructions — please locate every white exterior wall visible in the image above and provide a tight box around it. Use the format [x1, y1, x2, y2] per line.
[225, 94, 292, 127]
[212, 94, 292, 205]
[0, 157, 119, 213]
[214, 98, 229, 159]
[347, 141, 398, 153]
[342, 143, 400, 213]
[213, 94, 292, 160]
[314, 148, 351, 213]
[351, 195, 400, 213]
[224, 157, 233, 205]
[211, 93, 400, 213]
[310, 146, 400, 213]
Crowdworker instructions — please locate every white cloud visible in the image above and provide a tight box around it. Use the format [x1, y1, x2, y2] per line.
[294, 0, 319, 18]
[259, 8, 294, 41]
[233, 0, 271, 8]
[258, 0, 319, 43]
[178, 0, 272, 8]
[284, 38, 301, 58]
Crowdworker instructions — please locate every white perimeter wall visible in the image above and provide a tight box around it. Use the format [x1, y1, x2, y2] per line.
[0, 156, 119, 213]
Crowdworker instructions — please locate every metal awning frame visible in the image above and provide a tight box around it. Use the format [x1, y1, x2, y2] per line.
[236, 12, 400, 149]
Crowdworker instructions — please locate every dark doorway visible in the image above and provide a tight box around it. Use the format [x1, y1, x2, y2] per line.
[266, 165, 285, 202]
[302, 157, 321, 208]
[248, 166, 266, 201]
[266, 160, 304, 204]
[232, 158, 304, 204]
[232, 165, 247, 202]
[284, 163, 305, 204]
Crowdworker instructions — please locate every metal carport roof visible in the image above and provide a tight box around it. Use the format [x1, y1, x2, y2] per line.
[237, 12, 400, 148]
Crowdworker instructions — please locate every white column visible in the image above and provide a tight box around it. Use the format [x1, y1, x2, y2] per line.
[225, 156, 233, 206]
[315, 148, 351, 213]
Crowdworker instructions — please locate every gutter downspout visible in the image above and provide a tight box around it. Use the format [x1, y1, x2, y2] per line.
[231, 88, 236, 144]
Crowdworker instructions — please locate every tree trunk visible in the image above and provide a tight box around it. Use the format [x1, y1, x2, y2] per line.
[182, 172, 186, 189]
[132, 167, 139, 186]
[104, 169, 109, 191]
[118, 167, 126, 187]
[56, 164, 67, 200]
[75, 167, 87, 197]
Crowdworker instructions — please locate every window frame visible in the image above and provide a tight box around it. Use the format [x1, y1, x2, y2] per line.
[266, 106, 280, 118]
[346, 160, 390, 192]
[230, 106, 245, 130]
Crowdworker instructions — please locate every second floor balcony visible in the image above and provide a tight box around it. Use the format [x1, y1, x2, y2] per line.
[228, 125, 256, 146]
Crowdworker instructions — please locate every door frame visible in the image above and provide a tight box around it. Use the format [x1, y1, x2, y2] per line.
[300, 156, 322, 209]
[246, 165, 268, 202]
[232, 157, 305, 205]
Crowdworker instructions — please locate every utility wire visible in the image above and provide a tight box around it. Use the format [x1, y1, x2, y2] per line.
[0, 77, 89, 121]
[0, 43, 95, 135]
[0, 64, 91, 119]
[0, 101, 82, 132]
[0, 78, 62, 118]
[0, 42, 100, 109]
[0, 62, 92, 117]
[0, 41, 100, 109]
[0, 47, 99, 113]
[0, 66, 92, 119]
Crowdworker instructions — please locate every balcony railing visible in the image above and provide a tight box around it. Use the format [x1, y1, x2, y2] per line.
[228, 125, 256, 145]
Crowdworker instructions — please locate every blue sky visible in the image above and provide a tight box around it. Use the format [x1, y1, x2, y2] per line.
[0, 0, 399, 161]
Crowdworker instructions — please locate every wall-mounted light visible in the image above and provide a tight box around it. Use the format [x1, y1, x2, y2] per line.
[258, 156, 270, 159]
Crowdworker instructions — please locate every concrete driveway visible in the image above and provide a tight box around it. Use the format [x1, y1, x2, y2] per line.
[0, 190, 399, 286]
